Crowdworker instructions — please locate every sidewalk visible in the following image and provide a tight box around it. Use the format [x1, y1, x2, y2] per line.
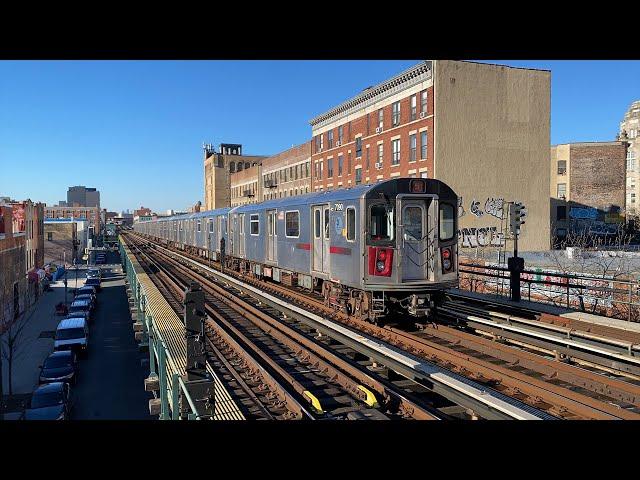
[1, 275, 81, 415]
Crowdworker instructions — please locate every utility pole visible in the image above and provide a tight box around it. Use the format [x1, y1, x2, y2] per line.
[508, 202, 527, 302]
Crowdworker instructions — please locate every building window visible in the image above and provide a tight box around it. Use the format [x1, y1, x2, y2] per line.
[319, 162, 323, 180]
[327, 129, 333, 149]
[632, 193, 637, 204]
[421, 91, 428, 113]
[409, 134, 417, 162]
[346, 207, 356, 242]
[338, 155, 343, 176]
[378, 109, 384, 130]
[421, 131, 428, 160]
[355, 168, 362, 185]
[285, 211, 300, 237]
[557, 183, 567, 198]
[347, 152, 352, 175]
[338, 125, 343, 144]
[410, 95, 417, 121]
[557, 206, 567, 220]
[392, 139, 400, 165]
[378, 144, 384, 165]
[557, 160, 567, 175]
[392, 101, 400, 127]
[356, 137, 362, 158]
[627, 150, 636, 170]
[47, 232, 53, 241]
[328, 158, 334, 178]
[421, 171, 428, 179]
[366, 147, 370, 170]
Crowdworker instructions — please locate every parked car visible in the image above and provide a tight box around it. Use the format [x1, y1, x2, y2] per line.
[74, 293, 96, 310]
[39, 351, 78, 385]
[68, 298, 93, 321]
[86, 268, 102, 279]
[23, 382, 72, 420]
[84, 276, 101, 292]
[54, 317, 89, 356]
[75, 285, 97, 299]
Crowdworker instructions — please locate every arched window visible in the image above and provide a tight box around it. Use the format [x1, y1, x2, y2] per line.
[229, 161, 236, 173]
[237, 162, 244, 172]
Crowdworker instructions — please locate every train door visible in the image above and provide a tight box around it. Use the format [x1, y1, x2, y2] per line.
[312, 205, 330, 274]
[239, 213, 245, 256]
[266, 209, 277, 263]
[230, 215, 237, 255]
[398, 199, 429, 281]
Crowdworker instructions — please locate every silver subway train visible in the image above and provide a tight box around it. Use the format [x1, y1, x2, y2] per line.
[135, 178, 459, 322]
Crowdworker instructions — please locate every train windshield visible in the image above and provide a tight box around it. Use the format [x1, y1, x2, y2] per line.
[369, 204, 395, 243]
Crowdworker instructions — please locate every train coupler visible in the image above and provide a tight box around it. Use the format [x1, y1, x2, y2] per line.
[407, 294, 432, 317]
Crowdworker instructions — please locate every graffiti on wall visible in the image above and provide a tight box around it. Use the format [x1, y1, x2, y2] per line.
[457, 196, 507, 248]
[484, 197, 505, 220]
[459, 227, 506, 248]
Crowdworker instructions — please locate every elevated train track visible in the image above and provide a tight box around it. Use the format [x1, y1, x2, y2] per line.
[125, 231, 640, 419]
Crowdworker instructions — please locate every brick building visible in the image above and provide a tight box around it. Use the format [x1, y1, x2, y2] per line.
[230, 164, 262, 207]
[260, 142, 312, 201]
[0, 206, 27, 330]
[550, 142, 627, 240]
[6, 199, 45, 273]
[44, 205, 101, 237]
[203, 143, 266, 210]
[309, 60, 551, 251]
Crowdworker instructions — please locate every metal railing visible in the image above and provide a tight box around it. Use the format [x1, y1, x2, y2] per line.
[458, 260, 640, 322]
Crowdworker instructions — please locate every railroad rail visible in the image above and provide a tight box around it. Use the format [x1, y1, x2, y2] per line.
[124, 234, 445, 420]
[124, 231, 640, 420]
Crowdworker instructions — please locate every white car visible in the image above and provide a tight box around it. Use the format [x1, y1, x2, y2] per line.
[54, 318, 89, 357]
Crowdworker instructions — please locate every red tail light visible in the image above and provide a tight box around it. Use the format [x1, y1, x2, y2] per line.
[369, 247, 393, 277]
[441, 247, 454, 273]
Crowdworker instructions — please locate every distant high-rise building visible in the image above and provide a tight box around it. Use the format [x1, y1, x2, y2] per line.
[620, 101, 640, 216]
[67, 186, 100, 208]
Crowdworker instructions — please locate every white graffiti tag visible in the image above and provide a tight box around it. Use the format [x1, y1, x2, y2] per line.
[470, 199, 484, 217]
[484, 197, 505, 220]
[459, 227, 505, 248]
[458, 197, 466, 218]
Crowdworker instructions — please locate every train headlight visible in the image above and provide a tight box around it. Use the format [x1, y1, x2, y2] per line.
[376, 261, 385, 272]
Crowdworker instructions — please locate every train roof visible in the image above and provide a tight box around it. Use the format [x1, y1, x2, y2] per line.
[231, 183, 375, 214]
[144, 178, 457, 223]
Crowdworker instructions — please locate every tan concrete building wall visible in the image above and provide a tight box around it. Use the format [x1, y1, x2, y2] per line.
[204, 152, 266, 210]
[621, 101, 640, 215]
[433, 60, 551, 252]
[44, 223, 78, 266]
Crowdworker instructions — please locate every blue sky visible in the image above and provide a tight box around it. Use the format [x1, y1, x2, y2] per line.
[1, 60, 638, 214]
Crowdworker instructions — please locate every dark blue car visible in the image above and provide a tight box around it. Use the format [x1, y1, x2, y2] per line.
[24, 382, 72, 420]
[39, 351, 78, 385]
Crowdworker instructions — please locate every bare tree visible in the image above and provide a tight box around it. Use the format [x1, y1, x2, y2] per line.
[1, 282, 37, 398]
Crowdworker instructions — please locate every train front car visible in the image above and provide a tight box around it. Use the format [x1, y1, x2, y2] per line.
[361, 178, 458, 322]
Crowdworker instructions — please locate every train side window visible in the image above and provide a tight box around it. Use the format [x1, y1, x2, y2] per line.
[369, 204, 395, 243]
[346, 207, 356, 242]
[209, 220, 213, 233]
[439, 203, 455, 241]
[250, 214, 259, 235]
[324, 208, 330, 239]
[314, 210, 321, 239]
[285, 211, 299, 238]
